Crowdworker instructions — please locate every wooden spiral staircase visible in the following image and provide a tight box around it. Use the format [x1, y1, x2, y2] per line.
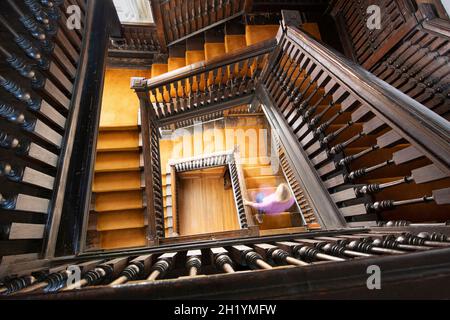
[0, 0, 450, 299]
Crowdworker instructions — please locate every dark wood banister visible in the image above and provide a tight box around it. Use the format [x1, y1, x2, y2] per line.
[44, 0, 122, 258]
[283, 25, 450, 174]
[138, 38, 277, 90]
[233, 149, 256, 228]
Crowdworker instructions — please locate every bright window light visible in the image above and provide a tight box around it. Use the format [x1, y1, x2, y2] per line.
[113, 0, 154, 24]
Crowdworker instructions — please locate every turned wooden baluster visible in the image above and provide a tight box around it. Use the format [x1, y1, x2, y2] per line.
[229, 245, 273, 270]
[0, 78, 65, 132]
[340, 186, 449, 218]
[0, 75, 41, 111]
[316, 236, 405, 255]
[253, 243, 309, 267]
[0, 131, 30, 157]
[418, 232, 450, 243]
[331, 164, 448, 209]
[321, 131, 405, 190]
[266, 40, 294, 91]
[0, 275, 37, 295]
[183, 0, 190, 35]
[1, 100, 62, 149]
[0, 14, 49, 69]
[295, 238, 372, 258]
[270, 51, 299, 98]
[353, 233, 433, 251]
[0, 44, 70, 110]
[17, 260, 101, 294]
[23, 0, 57, 36]
[110, 254, 153, 285]
[185, 250, 202, 276]
[0, 193, 17, 211]
[276, 241, 346, 262]
[210, 247, 235, 273]
[399, 231, 450, 248]
[63, 258, 128, 291]
[0, 13, 74, 90]
[146, 252, 178, 281]
[6, 0, 49, 47]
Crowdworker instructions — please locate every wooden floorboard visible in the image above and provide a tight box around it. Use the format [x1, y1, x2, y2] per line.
[178, 171, 240, 236]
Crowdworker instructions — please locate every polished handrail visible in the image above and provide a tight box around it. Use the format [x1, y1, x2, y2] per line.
[132, 38, 277, 91]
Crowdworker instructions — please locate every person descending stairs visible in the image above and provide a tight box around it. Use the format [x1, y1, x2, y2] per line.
[243, 163, 303, 231]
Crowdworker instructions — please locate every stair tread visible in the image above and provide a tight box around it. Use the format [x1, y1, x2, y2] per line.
[151, 63, 168, 78]
[100, 68, 149, 130]
[225, 35, 247, 53]
[260, 226, 308, 236]
[185, 50, 205, 65]
[97, 130, 140, 152]
[100, 228, 146, 250]
[205, 43, 226, 61]
[93, 171, 143, 193]
[96, 209, 145, 231]
[301, 23, 322, 40]
[95, 190, 143, 212]
[259, 211, 295, 230]
[95, 151, 142, 172]
[245, 25, 280, 46]
[168, 57, 186, 72]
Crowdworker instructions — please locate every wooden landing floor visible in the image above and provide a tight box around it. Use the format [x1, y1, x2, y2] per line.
[177, 168, 240, 236]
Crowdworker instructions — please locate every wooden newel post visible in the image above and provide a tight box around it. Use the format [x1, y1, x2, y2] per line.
[132, 77, 164, 245]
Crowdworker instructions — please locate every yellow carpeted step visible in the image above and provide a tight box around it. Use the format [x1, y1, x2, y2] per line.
[100, 68, 151, 131]
[259, 212, 293, 230]
[168, 57, 186, 71]
[95, 151, 141, 172]
[93, 171, 142, 193]
[95, 190, 143, 212]
[245, 175, 285, 189]
[260, 226, 308, 236]
[151, 63, 168, 77]
[225, 35, 247, 53]
[100, 228, 146, 250]
[96, 209, 145, 231]
[185, 50, 205, 65]
[245, 25, 280, 46]
[243, 165, 280, 177]
[302, 23, 322, 40]
[97, 130, 140, 152]
[204, 43, 226, 61]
